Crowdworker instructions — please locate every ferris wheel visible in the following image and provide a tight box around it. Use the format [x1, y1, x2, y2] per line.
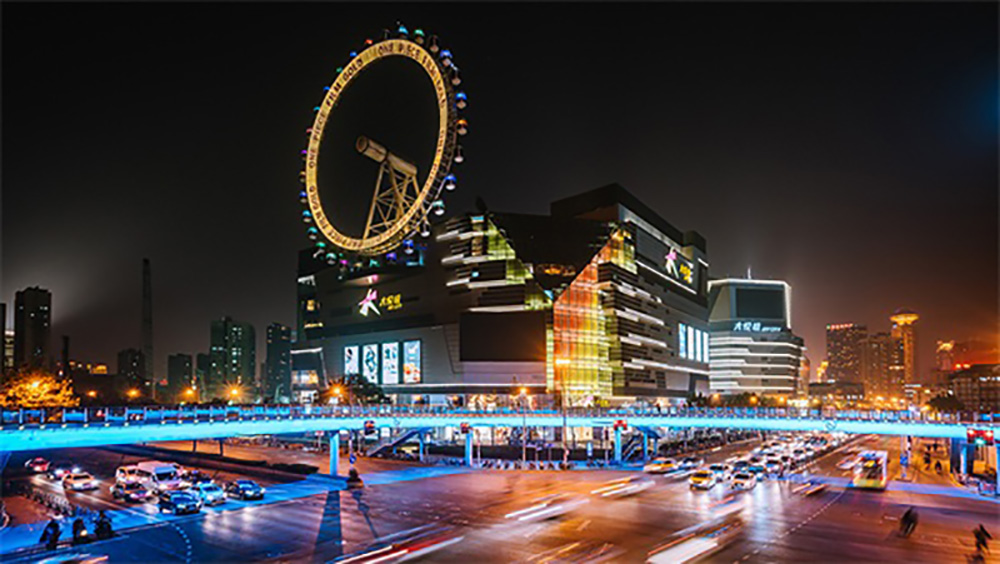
[300, 24, 468, 260]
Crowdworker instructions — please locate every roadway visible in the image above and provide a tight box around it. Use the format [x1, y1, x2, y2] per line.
[2, 434, 997, 563]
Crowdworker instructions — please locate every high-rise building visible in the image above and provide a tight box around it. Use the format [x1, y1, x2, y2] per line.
[949, 364, 999, 413]
[707, 278, 805, 397]
[825, 323, 866, 383]
[265, 323, 292, 402]
[890, 310, 919, 385]
[935, 341, 956, 373]
[209, 317, 256, 400]
[166, 354, 193, 402]
[799, 356, 811, 397]
[117, 348, 146, 391]
[195, 353, 212, 396]
[13, 287, 52, 371]
[815, 360, 828, 383]
[861, 332, 904, 400]
[142, 258, 155, 398]
[1, 302, 12, 380]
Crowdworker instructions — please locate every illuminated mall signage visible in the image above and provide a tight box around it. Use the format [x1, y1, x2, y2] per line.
[732, 321, 782, 333]
[664, 248, 696, 289]
[357, 288, 403, 317]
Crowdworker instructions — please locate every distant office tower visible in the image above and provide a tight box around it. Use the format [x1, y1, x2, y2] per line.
[167, 354, 193, 402]
[142, 258, 155, 398]
[861, 332, 904, 399]
[265, 323, 292, 402]
[117, 348, 146, 390]
[936, 341, 956, 372]
[890, 310, 919, 385]
[815, 360, 828, 383]
[825, 323, 866, 383]
[707, 278, 804, 396]
[60, 335, 70, 379]
[195, 353, 212, 395]
[209, 317, 256, 400]
[14, 287, 52, 371]
[1, 302, 11, 379]
[799, 356, 811, 397]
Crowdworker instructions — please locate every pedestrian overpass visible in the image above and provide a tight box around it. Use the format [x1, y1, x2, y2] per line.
[1, 404, 993, 473]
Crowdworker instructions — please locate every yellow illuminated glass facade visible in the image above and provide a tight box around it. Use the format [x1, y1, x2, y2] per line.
[550, 228, 635, 404]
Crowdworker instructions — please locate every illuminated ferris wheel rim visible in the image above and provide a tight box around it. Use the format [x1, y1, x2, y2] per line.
[303, 32, 464, 257]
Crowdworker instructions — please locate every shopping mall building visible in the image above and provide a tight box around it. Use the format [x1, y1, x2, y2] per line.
[707, 278, 805, 397]
[291, 184, 712, 407]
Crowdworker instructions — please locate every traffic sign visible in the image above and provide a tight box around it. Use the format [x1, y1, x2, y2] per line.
[349, 453, 357, 464]
[586, 442, 594, 458]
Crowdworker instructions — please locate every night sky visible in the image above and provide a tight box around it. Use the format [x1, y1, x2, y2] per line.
[2, 3, 997, 380]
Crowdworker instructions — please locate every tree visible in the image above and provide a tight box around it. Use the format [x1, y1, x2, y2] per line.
[0, 369, 79, 408]
[927, 394, 964, 413]
[331, 374, 389, 405]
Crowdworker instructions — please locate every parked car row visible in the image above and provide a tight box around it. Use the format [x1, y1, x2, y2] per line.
[21, 456, 266, 512]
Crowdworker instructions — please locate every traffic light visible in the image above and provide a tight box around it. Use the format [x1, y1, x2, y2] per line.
[364, 420, 375, 435]
[967, 428, 995, 446]
[460, 422, 470, 434]
[613, 419, 628, 431]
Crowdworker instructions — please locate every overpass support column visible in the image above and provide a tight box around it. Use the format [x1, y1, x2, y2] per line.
[614, 427, 622, 465]
[465, 430, 474, 467]
[329, 431, 340, 476]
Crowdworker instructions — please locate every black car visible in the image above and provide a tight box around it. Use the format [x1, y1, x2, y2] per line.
[180, 470, 213, 486]
[158, 491, 202, 514]
[111, 481, 153, 503]
[224, 480, 265, 500]
[46, 463, 77, 481]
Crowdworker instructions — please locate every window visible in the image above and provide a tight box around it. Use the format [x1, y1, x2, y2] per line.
[693, 327, 702, 362]
[687, 325, 695, 360]
[382, 342, 399, 385]
[679, 323, 687, 358]
[403, 341, 422, 384]
[702, 331, 710, 363]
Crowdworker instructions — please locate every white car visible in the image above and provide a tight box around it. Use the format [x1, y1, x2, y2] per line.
[116, 465, 141, 485]
[643, 457, 678, 474]
[731, 472, 757, 490]
[191, 482, 226, 506]
[504, 494, 588, 522]
[689, 470, 717, 490]
[590, 476, 654, 498]
[837, 456, 858, 470]
[63, 472, 98, 491]
[679, 456, 703, 470]
[708, 463, 731, 480]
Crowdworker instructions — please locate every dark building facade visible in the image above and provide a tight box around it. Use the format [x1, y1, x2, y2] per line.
[265, 323, 293, 402]
[209, 317, 256, 400]
[949, 364, 1000, 413]
[825, 323, 866, 383]
[707, 278, 804, 397]
[13, 287, 51, 371]
[117, 348, 145, 390]
[166, 353, 193, 402]
[861, 332, 904, 400]
[293, 184, 711, 407]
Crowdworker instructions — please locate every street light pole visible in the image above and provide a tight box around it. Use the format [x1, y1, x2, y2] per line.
[520, 387, 528, 466]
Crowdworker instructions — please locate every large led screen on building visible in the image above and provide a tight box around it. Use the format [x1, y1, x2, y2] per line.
[735, 287, 785, 320]
[344, 345, 359, 375]
[403, 340, 421, 383]
[460, 311, 546, 361]
[382, 342, 399, 385]
[362, 344, 379, 384]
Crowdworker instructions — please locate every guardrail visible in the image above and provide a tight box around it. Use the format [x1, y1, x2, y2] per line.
[0, 404, 994, 430]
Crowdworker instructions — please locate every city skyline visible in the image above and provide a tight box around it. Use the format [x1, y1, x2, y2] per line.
[2, 3, 997, 379]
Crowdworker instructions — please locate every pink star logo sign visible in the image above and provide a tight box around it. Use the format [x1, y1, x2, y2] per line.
[359, 288, 380, 317]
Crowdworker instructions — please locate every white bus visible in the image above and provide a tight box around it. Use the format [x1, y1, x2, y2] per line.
[852, 450, 888, 490]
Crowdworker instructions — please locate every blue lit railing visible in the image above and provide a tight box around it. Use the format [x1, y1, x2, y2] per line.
[0, 404, 989, 430]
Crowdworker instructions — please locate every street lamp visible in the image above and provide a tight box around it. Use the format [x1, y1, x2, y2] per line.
[126, 388, 139, 400]
[519, 387, 529, 467]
